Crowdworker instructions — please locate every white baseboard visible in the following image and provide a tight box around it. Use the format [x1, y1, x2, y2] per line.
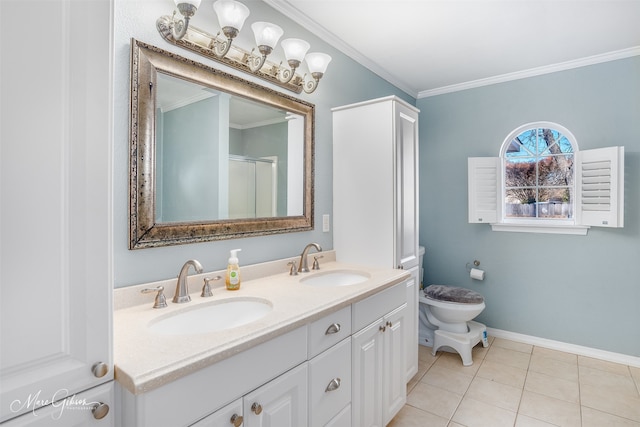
[487, 327, 640, 368]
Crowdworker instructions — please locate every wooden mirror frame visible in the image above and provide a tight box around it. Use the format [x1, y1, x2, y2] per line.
[129, 39, 314, 249]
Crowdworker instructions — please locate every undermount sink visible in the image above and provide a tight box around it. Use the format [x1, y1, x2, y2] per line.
[148, 298, 272, 336]
[300, 270, 370, 287]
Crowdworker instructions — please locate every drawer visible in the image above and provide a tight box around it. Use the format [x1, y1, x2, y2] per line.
[308, 337, 351, 427]
[352, 282, 406, 332]
[308, 305, 351, 358]
[325, 404, 351, 427]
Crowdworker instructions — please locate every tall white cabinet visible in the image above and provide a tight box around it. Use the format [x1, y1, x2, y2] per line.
[0, 0, 113, 424]
[332, 96, 420, 382]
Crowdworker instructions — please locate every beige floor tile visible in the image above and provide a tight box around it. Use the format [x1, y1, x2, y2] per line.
[419, 344, 440, 364]
[407, 372, 423, 395]
[465, 376, 523, 412]
[447, 423, 466, 427]
[581, 406, 640, 427]
[578, 355, 631, 376]
[476, 359, 528, 389]
[515, 414, 560, 426]
[451, 396, 517, 427]
[472, 342, 490, 361]
[580, 383, 640, 422]
[433, 351, 481, 375]
[388, 404, 449, 427]
[529, 354, 579, 382]
[421, 365, 474, 395]
[484, 345, 531, 370]
[492, 337, 533, 354]
[519, 390, 581, 427]
[524, 371, 579, 403]
[407, 382, 463, 420]
[532, 346, 577, 365]
[579, 365, 639, 396]
[632, 366, 640, 391]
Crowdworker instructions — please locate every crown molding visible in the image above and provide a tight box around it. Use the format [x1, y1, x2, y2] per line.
[418, 46, 640, 98]
[262, 0, 418, 98]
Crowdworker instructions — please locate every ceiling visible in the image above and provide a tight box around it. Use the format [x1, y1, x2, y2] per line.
[265, 0, 640, 98]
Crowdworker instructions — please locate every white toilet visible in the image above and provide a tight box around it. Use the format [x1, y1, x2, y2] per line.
[419, 284, 488, 366]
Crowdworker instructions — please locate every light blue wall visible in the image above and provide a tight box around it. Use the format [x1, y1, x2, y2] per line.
[417, 56, 640, 356]
[114, 0, 413, 287]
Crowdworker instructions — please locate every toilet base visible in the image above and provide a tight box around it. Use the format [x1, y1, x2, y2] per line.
[431, 320, 488, 366]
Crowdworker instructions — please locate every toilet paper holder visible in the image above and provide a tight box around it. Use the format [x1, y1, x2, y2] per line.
[465, 260, 480, 271]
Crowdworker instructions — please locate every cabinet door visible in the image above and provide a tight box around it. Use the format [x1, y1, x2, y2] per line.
[190, 398, 244, 427]
[405, 267, 420, 382]
[243, 363, 308, 427]
[395, 101, 419, 271]
[383, 304, 408, 425]
[0, 0, 112, 422]
[352, 319, 384, 427]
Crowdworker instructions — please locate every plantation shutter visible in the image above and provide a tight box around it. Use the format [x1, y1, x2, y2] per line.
[576, 146, 624, 228]
[468, 157, 500, 223]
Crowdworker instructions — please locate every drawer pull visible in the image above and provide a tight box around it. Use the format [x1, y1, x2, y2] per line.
[251, 402, 263, 415]
[325, 323, 341, 335]
[379, 325, 386, 332]
[325, 377, 341, 392]
[230, 414, 243, 426]
[91, 362, 109, 378]
[91, 402, 109, 420]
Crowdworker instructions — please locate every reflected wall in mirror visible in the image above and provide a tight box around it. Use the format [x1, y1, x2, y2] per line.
[130, 39, 314, 249]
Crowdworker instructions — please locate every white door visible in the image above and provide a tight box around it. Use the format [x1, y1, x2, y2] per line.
[243, 363, 308, 427]
[395, 102, 419, 270]
[383, 304, 408, 425]
[405, 266, 420, 382]
[0, 0, 112, 422]
[351, 320, 384, 427]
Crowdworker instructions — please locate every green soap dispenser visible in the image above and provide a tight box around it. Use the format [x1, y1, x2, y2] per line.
[226, 249, 242, 291]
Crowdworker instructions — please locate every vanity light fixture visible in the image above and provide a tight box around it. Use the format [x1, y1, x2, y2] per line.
[159, 0, 331, 94]
[170, 0, 201, 40]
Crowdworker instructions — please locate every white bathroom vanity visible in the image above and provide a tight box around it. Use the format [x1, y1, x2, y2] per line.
[114, 254, 411, 427]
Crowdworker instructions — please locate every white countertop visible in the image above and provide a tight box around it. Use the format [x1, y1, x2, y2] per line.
[114, 255, 409, 395]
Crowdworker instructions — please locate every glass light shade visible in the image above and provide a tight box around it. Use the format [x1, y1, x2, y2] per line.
[305, 52, 332, 74]
[251, 22, 284, 49]
[281, 38, 311, 62]
[213, 0, 250, 31]
[175, 0, 201, 7]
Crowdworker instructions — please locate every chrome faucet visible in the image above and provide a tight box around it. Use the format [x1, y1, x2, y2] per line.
[174, 259, 203, 303]
[298, 243, 322, 273]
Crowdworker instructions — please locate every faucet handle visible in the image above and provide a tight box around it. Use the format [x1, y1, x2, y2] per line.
[141, 286, 167, 309]
[312, 255, 324, 270]
[202, 276, 221, 297]
[287, 260, 298, 276]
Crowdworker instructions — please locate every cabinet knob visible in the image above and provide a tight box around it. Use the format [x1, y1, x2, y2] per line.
[230, 414, 244, 426]
[325, 377, 341, 392]
[325, 323, 341, 335]
[386, 321, 393, 328]
[91, 362, 109, 378]
[251, 402, 262, 415]
[91, 402, 109, 420]
[379, 325, 386, 332]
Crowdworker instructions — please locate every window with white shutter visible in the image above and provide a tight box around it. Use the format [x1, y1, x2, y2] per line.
[468, 122, 624, 235]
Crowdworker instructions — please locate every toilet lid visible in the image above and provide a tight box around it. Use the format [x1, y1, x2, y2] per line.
[425, 284, 484, 304]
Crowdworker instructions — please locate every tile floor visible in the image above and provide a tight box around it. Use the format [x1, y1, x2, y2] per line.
[389, 336, 640, 427]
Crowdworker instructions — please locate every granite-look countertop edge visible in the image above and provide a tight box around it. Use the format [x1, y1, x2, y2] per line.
[114, 261, 410, 395]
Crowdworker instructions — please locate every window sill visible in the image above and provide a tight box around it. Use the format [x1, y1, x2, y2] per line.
[490, 223, 589, 235]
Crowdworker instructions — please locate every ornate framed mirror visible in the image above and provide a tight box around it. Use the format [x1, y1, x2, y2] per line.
[129, 39, 314, 249]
